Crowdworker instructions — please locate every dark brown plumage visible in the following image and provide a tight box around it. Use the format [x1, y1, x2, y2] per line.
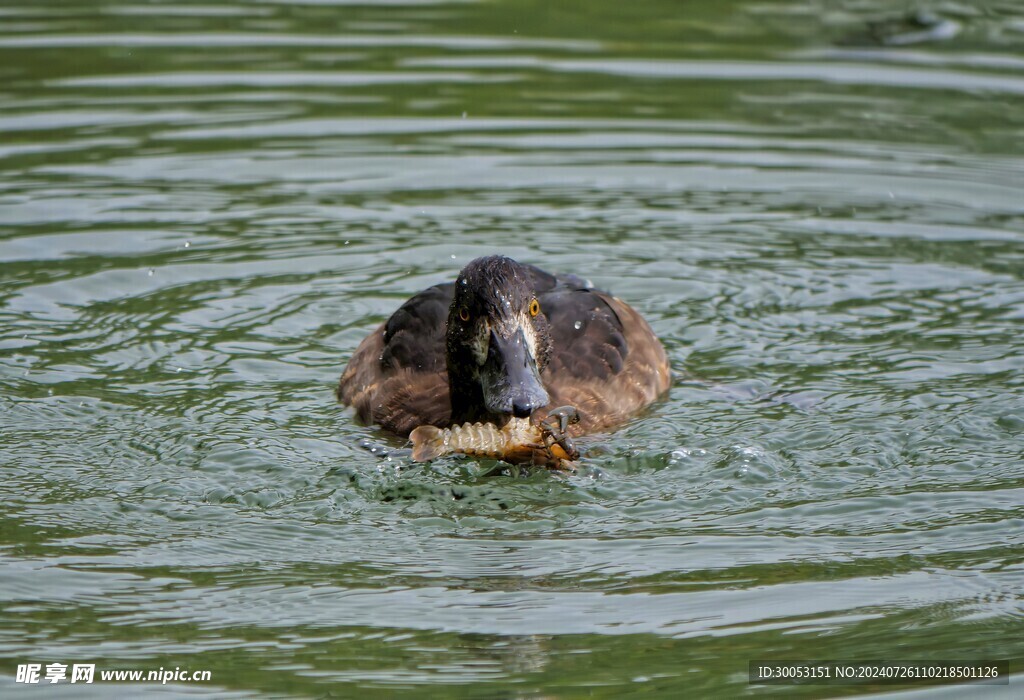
[337, 256, 670, 438]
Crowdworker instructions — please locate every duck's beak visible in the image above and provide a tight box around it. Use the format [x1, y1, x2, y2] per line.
[480, 327, 549, 418]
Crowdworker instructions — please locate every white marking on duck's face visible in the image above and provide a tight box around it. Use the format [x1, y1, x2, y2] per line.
[516, 311, 540, 364]
[491, 310, 539, 361]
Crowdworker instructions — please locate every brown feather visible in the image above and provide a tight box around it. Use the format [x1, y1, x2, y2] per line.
[538, 293, 670, 434]
[337, 324, 451, 435]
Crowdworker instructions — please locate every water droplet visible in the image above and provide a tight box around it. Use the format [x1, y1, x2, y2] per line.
[147, 268, 155, 276]
[670, 448, 707, 461]
[450, 254, 456, 259]
[574, 320, 582, 330]
[344, 240, 350, 245]
[184, 240, 191, 248]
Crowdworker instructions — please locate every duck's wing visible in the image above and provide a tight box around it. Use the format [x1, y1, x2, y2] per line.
[337, 282, 454, 436]
[532, 271, 671, 433]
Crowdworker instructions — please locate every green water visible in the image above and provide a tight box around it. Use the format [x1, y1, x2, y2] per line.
[2, 0, 1023, 697]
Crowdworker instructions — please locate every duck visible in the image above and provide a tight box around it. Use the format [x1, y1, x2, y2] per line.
[337, 255, 670, 441]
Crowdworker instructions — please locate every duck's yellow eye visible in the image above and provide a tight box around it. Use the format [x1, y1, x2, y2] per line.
[459, 307, 470, 322]
[529, 299, 540, 317]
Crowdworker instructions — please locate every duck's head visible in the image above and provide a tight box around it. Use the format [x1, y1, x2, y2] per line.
[446, 256, 552, 423]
